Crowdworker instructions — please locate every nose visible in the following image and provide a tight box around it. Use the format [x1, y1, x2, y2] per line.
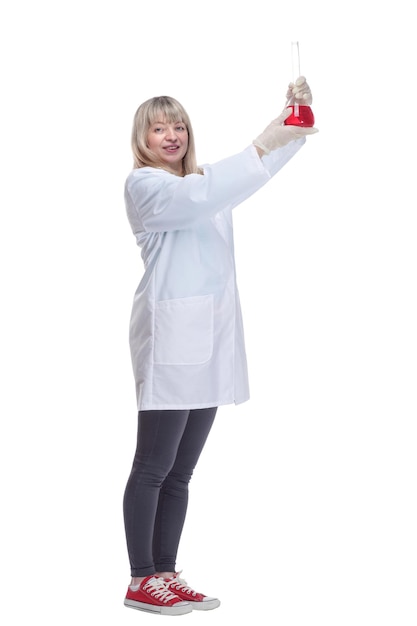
[165, 126, 178, 141]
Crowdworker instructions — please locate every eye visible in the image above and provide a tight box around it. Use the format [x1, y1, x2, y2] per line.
[154, 126, 164, 133]
[176, 125, 186, 132]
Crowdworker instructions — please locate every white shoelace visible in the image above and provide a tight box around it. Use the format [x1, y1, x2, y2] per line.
[144, 576, 180, 603]
[169, 572, 197, 597]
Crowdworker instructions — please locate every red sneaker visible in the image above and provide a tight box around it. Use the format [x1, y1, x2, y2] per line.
[164, 572, 220, 611]
[124, 575, 192, 615]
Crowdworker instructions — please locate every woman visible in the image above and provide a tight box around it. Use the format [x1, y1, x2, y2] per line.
[123, 79, 318, 615]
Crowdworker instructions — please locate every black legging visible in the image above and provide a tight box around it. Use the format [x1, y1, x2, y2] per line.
[123, 407, 217, 577]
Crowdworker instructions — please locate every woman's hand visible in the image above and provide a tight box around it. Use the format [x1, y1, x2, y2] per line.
[286, 76, 313, 105]
[253, 107, 318, 155]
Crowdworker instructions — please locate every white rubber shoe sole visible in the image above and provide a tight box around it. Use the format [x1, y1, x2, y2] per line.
[189, 597, 221, 610]
[124, 598, 192, 615]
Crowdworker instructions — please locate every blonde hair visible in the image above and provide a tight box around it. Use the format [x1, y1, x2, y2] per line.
[131, 96, 201, 176]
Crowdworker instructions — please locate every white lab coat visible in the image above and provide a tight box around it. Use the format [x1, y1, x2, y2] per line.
[125, 139, 305, 410]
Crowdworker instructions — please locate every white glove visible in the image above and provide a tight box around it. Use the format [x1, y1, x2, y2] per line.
[286, 75, 312, 105]
[253, 107, 318, 154]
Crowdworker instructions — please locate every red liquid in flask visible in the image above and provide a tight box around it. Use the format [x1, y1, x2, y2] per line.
[284, 105, 315, 127]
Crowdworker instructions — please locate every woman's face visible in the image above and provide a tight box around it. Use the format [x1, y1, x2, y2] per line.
[147, 118, 189, 174]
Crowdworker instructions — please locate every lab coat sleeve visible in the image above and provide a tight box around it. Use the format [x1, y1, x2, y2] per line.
[125, 140, 305, 233]
[260, 137, 306, 176]
[125, 146, 269, 233]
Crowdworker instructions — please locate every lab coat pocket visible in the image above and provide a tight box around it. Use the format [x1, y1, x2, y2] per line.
[154, 295, 214, 365]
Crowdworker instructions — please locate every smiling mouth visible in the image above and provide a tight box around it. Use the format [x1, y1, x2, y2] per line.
[164, 145, 179, 152]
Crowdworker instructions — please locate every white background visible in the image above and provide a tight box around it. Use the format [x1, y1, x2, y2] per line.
[1, 1, 416, 624]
